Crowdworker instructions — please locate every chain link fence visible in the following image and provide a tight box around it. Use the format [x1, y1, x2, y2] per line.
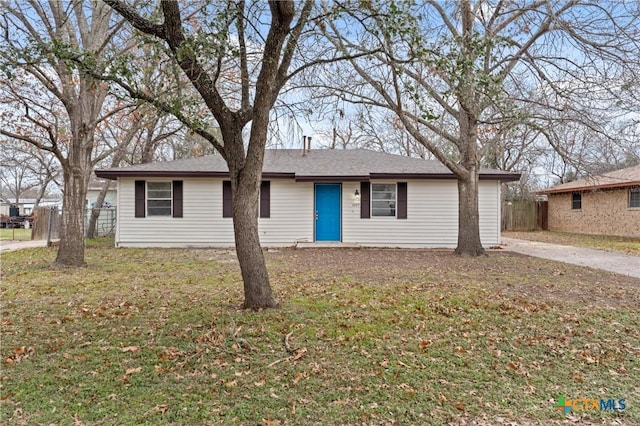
[85, 208, 117, 237]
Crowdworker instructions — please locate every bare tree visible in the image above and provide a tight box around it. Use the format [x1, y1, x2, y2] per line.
[316, 0, 640, 255]
[0, 141, 61, 207]
[87, 0, 318, 309]
[0, 0, 122, 266]
[85, 103, 183, 239]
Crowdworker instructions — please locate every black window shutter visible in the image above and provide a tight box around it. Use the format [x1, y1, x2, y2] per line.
[134, 180, 145, 218]
[172, 181, 183, 218]
[360, 182, 370, 219]
[397, 182, 407, 219]
[222, 181, 233, 218]
[260, 181, 270, 218]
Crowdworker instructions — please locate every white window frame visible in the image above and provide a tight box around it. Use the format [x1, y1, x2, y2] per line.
[147, 181, 172, 216]
[371, 183, 396, 217]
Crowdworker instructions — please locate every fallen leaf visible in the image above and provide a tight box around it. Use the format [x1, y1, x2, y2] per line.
[125, 367, 141, 375]
[293, 371, 304, 384]
[121, 346, 140, 353]
[292, 347, 307, 361]
[261, 417, 281, 426]
[144, 404, 169, 416]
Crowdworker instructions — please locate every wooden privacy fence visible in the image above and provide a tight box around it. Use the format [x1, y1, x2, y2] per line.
[31, 206, 61, 242]
[502, 200, 548, 231]
[31, 207, 117, 242]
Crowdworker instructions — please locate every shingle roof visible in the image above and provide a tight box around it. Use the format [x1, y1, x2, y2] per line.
[537, 165, 640, 194]
[96, 149, 520, 181]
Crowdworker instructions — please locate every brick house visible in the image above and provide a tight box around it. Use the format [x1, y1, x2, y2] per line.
[537, 165, 640, 237]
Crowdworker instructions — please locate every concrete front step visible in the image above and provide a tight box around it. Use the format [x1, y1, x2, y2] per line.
[295, 242, 361, 249]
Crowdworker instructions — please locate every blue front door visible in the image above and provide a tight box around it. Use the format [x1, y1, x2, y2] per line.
[315, 184, 341, 241]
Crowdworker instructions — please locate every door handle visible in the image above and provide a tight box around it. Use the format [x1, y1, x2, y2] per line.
[315, 211, 318, 221]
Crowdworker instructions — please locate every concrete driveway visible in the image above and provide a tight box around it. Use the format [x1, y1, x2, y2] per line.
[501, 237, 640, 279]
[0, 240, 49, 253]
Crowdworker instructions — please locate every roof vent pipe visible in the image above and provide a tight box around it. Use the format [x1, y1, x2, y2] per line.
[307, 136, 312, 153]
[302, 135, 307, 156]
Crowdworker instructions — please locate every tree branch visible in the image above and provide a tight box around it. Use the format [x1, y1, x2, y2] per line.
[102, 0, 166, 38]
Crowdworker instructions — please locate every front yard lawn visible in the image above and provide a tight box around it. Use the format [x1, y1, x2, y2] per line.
[1, 243, 638, 425]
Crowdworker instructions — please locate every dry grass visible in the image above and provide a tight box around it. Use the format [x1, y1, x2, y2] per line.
[1, 239, 639, 425]
[0, 228, 32, 241]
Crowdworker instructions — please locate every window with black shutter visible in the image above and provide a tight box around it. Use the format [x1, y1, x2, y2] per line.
[397, 182, 407, 219]
[260, 181, 270, 218]
[360, 182, 370, 219]
[172, 181, 183, 218]
[223, 180, 270, 218]
[135, 180, 146, 218]
[222, 181, 233, 217]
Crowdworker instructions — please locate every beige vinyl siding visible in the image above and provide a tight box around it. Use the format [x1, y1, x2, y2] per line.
[116, 178, 313, 247]
[116, 177, 501, 248]
[258, 180, 314, 245]
[342, 180, 500, 248]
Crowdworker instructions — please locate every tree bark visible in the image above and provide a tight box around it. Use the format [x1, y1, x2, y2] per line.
[55, 102, 99, 266]
[455, 171, 485, 256]
[55, 166, 90, 266]
[230, 166, 278, 310]
[454, 100, 485, 256]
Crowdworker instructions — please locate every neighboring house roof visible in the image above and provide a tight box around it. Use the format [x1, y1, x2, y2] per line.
[537, 165, 640, 195]
[0, 199, 61, 210]
[96, 149, 521, 182]
[88, 175, 117, 190]
[25, 199, 62, 207]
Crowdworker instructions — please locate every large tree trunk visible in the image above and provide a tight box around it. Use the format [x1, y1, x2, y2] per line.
[452, 1, 485, 257]
[455, 54, 485, 257]
[230, 168, 279, 310]
[55, 112, 96, 266]
[455, 170, 485, 256]
[55, 167, 90, 266]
